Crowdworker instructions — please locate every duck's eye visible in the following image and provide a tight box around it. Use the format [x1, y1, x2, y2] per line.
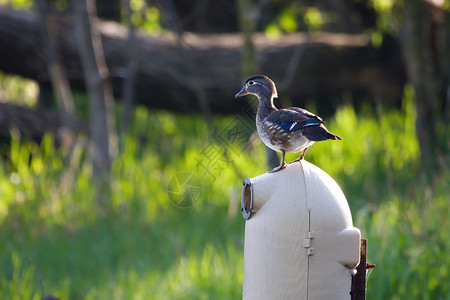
[248, 81, 254, 86]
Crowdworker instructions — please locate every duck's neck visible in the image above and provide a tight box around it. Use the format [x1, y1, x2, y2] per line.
[256, 95, 277, 122]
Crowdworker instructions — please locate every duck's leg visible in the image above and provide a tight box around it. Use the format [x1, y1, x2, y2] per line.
[299, 147, 308, 160]
[289, 147, 308, 164]
[269, 150, 287, 173]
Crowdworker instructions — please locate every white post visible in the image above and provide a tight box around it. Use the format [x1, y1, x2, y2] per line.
[241, 161, 361, 300]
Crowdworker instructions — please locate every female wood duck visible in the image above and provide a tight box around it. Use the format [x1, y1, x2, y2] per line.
[235, 75, 342, 173]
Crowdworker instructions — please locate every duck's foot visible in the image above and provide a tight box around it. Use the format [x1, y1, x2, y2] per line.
[288, 158, 300, 164]
[268, 162, 287, 173]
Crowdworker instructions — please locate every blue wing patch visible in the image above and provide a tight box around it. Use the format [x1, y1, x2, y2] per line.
[276, 120, 297, 131]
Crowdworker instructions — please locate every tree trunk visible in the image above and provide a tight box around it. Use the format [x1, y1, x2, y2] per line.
[120, 0, 138, 136]
[36, 0, 76, 128]
[73, 0, 116, 180]
[401, 0, 445, 176]
[236, 0, 279, 169]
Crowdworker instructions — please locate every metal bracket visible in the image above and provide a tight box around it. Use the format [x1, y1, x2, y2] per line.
[241, 177, 253, 220]
[303, 230, 315, 256]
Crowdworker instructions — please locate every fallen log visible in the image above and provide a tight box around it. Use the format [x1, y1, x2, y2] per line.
[0, 102, 87, 141]
[0, 6, 405, 115]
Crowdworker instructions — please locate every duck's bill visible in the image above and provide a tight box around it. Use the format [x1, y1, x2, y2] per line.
[235, 88, 248, 98]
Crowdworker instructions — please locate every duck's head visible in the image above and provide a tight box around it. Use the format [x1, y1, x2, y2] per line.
[235, 75, 278, 100]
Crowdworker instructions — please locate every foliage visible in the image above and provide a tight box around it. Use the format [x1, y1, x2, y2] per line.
[129, 0, 161, 35]
[0, 107, 250, 299]
[370, 0, 397, 32]
[0, 0, 33, 9]
[0, 71, 38, 107]
[360, 182, 450, 300]
[305, 85, 421, 209]
[0, 86, 449, 299]
[265, 3, 329, 39]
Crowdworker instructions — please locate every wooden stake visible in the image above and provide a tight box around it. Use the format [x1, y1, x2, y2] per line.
[351, 239, 375, 300]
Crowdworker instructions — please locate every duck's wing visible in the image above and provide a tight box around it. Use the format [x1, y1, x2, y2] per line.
[265, 108, 342, 141]
[265, 108, 324, 132]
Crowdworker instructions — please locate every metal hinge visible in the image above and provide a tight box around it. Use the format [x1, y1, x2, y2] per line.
[303, 230, 315, 256]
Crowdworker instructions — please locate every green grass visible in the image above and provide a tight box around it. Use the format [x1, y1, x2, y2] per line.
[0, 92, 449, 299]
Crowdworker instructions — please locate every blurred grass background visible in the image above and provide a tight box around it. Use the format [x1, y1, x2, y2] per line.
[0, 72, 449, 300]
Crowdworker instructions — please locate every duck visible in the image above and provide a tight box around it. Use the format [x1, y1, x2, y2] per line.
[235, 75, 342, 173]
